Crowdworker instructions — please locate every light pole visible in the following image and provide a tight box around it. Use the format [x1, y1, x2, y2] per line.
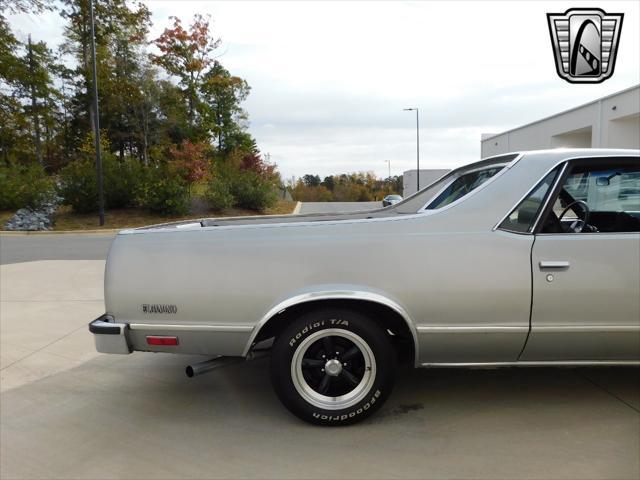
[403, 107, 420, 192]
[89, 0, 105, 226]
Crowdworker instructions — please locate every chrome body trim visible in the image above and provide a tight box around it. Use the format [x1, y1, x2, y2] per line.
[531, 325, 640, 333]
[421, 361, 640, 367]
[242, 290, 419, 365]
[416, 325, 528, 333]
[129, 323, 254, 333]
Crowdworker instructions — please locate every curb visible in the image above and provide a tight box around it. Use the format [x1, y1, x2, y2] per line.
[292, 201, 302, 215]
[0, 229, 121, 236]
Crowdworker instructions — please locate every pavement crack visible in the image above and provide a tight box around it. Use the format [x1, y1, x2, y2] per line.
[579, 370, 640, 414]
[0, 323, 89, 371]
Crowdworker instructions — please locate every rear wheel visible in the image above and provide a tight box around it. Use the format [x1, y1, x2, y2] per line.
[270, 308, 396, 425]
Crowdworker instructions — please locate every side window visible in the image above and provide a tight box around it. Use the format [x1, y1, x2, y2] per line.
[499, 168, 559, 233]
[540, 160, 640, 234]
[426, 166, 503, 210]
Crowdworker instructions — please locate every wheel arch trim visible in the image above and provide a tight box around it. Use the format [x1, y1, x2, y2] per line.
[242, 290, 419, 365]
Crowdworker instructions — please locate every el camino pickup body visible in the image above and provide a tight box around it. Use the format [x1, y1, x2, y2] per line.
[90, 149, 640, 425]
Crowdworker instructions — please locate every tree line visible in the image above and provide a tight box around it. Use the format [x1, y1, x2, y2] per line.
[291, 172, 403, 202]
[1, 0, 279, 215]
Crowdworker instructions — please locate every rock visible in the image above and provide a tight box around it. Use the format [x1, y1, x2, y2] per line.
[4, 197, 60, 231]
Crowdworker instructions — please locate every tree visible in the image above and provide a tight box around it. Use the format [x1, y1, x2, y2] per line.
[131, 64, 160, 165]
[0, 11, 62, 167]
[200, 61, 250, 150]
[23, 36, 59, 166]
[322, 175, 335, 191]
[303, 174, 321, 187]
[169, 139, 210, 184]
[60, 0, 152, 159]
[0, 0, 54, 16]
[0, 17, 24, 164]
[2, 0, 280, 217]
[151, 14, 220, 126]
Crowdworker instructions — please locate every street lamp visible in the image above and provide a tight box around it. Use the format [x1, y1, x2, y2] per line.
[403, 107, 420, 192]
[89, 0, 105, 226]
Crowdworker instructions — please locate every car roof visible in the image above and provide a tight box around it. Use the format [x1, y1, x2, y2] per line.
[485, 148, 639, 170]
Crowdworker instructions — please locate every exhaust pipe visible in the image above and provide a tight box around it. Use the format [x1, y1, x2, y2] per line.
[185, 356, 244, 378]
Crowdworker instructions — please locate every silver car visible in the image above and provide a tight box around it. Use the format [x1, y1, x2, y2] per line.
[382, 194, 403, 207]
[90, 149, 640, 425]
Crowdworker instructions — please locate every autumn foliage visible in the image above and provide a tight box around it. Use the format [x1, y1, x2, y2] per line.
[1, 2, 282, 219]
[169, 140, 210, 184]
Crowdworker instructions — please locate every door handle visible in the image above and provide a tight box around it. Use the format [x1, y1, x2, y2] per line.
[539, 261, 570, 270]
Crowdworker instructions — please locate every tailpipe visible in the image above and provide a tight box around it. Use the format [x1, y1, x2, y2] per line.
[185, 356, 244, 378]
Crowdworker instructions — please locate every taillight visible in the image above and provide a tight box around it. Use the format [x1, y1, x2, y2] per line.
[146, 336, 179, 346]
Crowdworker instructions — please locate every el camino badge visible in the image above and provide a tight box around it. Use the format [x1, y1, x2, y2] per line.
[142, 304, 178, 314]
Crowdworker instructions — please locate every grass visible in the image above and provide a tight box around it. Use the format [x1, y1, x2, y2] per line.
[1, 200, 297, 231]
[0, 211, 13, 227]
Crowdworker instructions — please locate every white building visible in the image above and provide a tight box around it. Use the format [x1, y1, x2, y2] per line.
[481, 84, 640, 158]
[402, 169, 450, 197]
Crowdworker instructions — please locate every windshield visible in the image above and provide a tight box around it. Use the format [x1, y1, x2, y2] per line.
[425, 166, 504, 210]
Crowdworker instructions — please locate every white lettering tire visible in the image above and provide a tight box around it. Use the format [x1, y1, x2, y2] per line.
[270, 308, 396, 425]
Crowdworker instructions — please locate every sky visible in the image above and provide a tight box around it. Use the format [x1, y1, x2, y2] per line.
[7, 1, 640, 180]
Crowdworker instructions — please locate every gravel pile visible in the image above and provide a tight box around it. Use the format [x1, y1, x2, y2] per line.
[4, 199, 59, 231]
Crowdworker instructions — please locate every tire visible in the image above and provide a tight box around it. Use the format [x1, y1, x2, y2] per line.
[270, 308, 396, 425]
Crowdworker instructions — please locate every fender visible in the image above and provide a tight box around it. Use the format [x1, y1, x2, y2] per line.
[242, 287, 420, 366]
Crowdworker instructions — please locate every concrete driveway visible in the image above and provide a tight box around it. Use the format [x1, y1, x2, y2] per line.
[0, 260, 105, 391]
[1, 257, 639, 479]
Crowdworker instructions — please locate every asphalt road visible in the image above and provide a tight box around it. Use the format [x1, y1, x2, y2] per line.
[0, 234, 115, 264]
[299, 201, 381, 214]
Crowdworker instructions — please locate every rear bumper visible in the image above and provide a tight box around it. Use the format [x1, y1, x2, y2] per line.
[89, 314, 131, 354]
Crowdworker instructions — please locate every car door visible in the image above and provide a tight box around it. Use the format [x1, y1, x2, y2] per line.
[521, 156, 640, 361]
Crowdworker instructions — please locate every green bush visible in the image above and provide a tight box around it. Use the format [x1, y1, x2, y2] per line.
[58, 159, 99, 213]
[105, 158, 145, 209]
[0, 163, 56, 210]
[229, 171, 277, 212]
[58, 156, 144, 213]
[205, 175, 234, 211]
[140, 163, 190, 215]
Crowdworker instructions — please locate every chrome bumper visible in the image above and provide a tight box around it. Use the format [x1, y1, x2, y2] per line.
[88, 314, 131, 354]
